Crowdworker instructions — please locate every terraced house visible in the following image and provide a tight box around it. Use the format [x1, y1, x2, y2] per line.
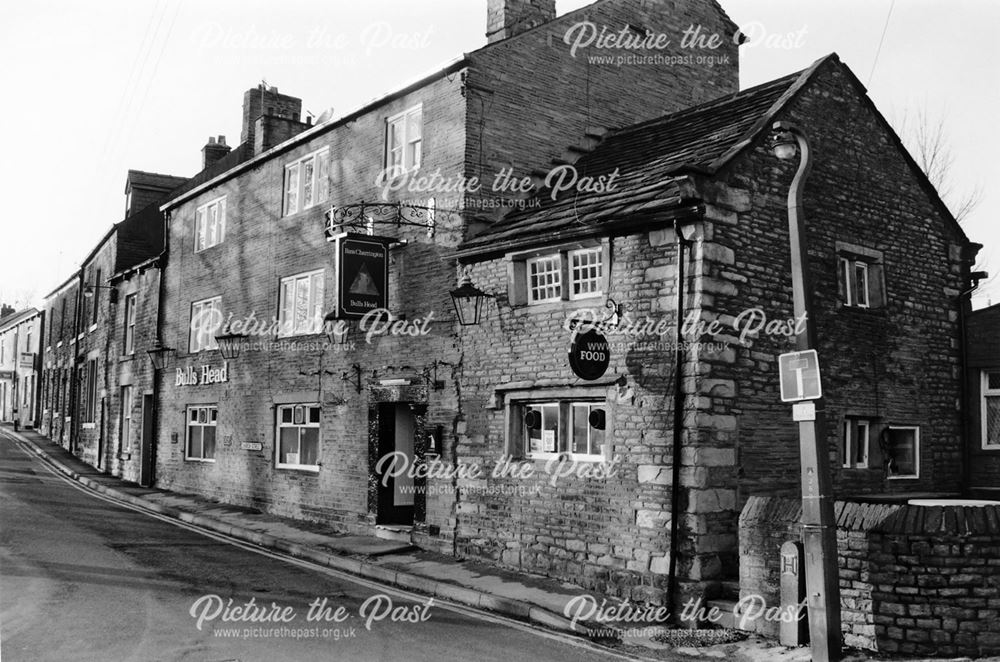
[40, 170, 185, 477]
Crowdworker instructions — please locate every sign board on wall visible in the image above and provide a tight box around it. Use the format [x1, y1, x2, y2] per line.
[334, 233, 391, 319]
[19, 353, 35, 369]
[568, 327, 611, 381]
[175, 363, 229, 387]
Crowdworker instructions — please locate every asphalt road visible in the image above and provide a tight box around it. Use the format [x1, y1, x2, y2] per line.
[0, 429, 628, 662]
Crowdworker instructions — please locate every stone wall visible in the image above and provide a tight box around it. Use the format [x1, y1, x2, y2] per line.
[740, 496, 1000, 657]
[695, 57, 969, 506]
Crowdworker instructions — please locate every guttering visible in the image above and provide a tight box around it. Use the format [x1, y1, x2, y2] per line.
[160, 56, 469, 213]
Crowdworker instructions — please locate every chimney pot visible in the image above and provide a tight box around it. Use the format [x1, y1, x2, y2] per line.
[208, 136, 216, 144]
[218, 135, 226, 145]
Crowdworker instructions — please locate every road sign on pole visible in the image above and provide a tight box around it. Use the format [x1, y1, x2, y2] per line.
[778, 349, 822, 402]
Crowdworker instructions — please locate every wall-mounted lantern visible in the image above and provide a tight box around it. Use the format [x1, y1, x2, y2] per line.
[449, 271, 494, 326]
[146, 339, 176, 371]
[323, 312, 352, 345]
[215, 332, 248, 360]
[83, 284, 119, 305]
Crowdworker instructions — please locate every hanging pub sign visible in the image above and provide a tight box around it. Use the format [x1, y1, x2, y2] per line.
[568, 327, 611, 381]
[334, 233, 392, 319]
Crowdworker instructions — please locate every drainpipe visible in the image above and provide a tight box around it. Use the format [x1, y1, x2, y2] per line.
[667, 219, 693, 616]
[958, 266, 987, 496]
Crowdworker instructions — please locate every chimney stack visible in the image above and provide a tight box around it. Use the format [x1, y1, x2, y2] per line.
[486, 0, 556, 43]
[241, 84, 303, 149]
[202, 135, 232, 169]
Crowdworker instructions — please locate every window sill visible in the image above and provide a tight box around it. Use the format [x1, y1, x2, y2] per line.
[524, 452, 608, 464]
[82, 423, 96, 430]
[887, 475, 919, 480]
[185, 457, 216, 463]
[281, 203, 328, 222]
[89, 324, 98, 333]
[276, 464, 320, 474]
[119, 354, 135, 363]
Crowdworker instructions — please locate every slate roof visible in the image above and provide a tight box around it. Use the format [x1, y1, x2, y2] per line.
[457, 55, 830, 257]
[0, 307, 40, 331]
[126, 170, 189, 192]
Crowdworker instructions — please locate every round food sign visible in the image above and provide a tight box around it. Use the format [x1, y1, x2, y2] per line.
[568, 327, 611, 381]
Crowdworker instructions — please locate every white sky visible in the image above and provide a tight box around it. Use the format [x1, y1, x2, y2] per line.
[0, 0, 996, 309]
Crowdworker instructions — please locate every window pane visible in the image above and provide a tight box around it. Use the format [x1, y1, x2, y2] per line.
[300, 428, 319, 465]
[310, 273, 324, 332]
[188, 425, 201, 458]
[280, 427, 299, 464]
[203, 426, 216, 459]
[887, 428, 916, 476]
[309, 406, 321, 424]
[528, 256, 561, 302]
[281, 407, 293, 423]
[855, 263, 869, 306]
[839, 258, 851, 305]
[294, 277, 310, 333]
[286, 164, 299, 214]
[317, 151, 330, 203]
[389, 120, 402, 153]
[406, 110, 422, 141]
[218, 199, 226, 242]
[196, 209, 207, 251]
[571, 249, 603, 297]
[841, 420, 851, 467]
[854, 422, 867, 464]
[572, 404, 589, 454]
[988, 372, 1000, 391]
[986, 395, 1000, 446]
[208, 204, 218, 245]
[541, 404, 558, 453]
[302, 158, 314, 209]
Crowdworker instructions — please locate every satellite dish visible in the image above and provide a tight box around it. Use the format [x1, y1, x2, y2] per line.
[315, 107, 335, 124]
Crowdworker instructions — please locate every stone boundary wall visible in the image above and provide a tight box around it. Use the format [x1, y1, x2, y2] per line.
[739, 496, 1000, 657]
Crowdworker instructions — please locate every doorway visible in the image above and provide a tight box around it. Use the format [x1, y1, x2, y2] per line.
[140, 394, 154, 486]
[375, 403, 415, 525]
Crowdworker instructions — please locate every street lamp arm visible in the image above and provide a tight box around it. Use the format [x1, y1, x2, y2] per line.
[772, 121, 816, 351]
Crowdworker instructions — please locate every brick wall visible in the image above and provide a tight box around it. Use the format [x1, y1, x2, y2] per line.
[42, 278, 83, 446]
[74, 237, 119, 469]
[741, 496, 1000, 657]
[465, 0, 739, 223]
[156, 75, 468, 535]
[105, 265, 161, 484]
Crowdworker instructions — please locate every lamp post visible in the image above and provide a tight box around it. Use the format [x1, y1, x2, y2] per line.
[770, 120, 842, 662]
